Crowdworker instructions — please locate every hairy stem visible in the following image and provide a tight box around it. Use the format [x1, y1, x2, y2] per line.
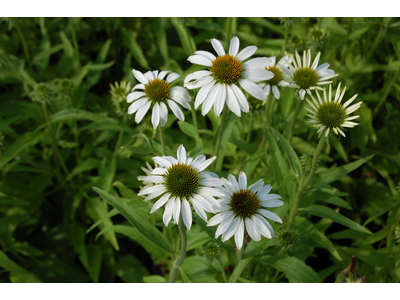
[288, 97, 303, 144]
[159, 125, 166, 155]
[288, 135, 326, 229]
[169, 214, 187, 283]
[214, 107, 228, 171]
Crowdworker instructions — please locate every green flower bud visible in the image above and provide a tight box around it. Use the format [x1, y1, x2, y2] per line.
[29, 82, 51, 104]
[202, 241, 222, 263]
[278, 229, 298, 251]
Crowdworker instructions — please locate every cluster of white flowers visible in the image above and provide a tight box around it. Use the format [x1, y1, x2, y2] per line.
[123, 36, 363, 249]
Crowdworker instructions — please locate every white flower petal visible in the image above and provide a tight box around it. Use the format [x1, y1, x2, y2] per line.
[167, 99, 185, 121]
[258, 209, 282, 223]
[132, 69, 149, 84]
[135, 101, 151, 124]
[229, 36, 240, 57]
[151, 103, 161, 129]
[150, 193, 170, 213]
[163, 197, 175, 226]
[213, 84, 226, 117]
[245, 218, 261, 241]
[128, 98, 148, 114]
[226, 84, 241, 117]
[127, 92, 146, 103]
[238, 172, 247, 190]
[166, 72, 180, 84]
[244, 69, 274, 82]
[230, 84, 249, 113]
[239, 79, 267, 101]
[236, 45, 257, 61]
[181, 198, 192, 230]
[272, 85, 280, 99]
[188, 54, 213, 67]
[159, 102, 168, 126]
[211, 38, 225, 56]
[177, 145, 187, 163]
[234, 219, 245, 249]
[243, 57, 272, 70]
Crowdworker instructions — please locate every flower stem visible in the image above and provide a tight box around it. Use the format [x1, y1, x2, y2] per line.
[159, 126, 166, 155]
[283, 22, 289, 53]
[42, 103, 69, 178]
[68, 17, 81, 69]
[214, 107, 228, 171]
[112, 114, 127, 161]
[288, 135, 326, 229]
[15, 23, 32, 70]
[229, 244, 246, 283]
[288, 97, 303, 144]
[191, 103, 201, 145]
[169, 214, 187, 283]
[218, 258, 228, 283]
[264, 94, 272, 127]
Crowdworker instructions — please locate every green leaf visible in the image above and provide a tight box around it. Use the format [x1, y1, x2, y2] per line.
[300, 205, 372, 234]
[86, 197, 120, 251]
[66, 158, 100, 181]
[271, 127, 302, 177]
[32, 44, 64, 64]
[0, 132, 45, 169]
[363, 196, 400, 226]
[122, 27, 150, 69]
[229, 137, 257, 155]
[86, 245, 102, 283]
[354, 229, 389, 246]
[0, 250, 42, 283]
[115, 255, 149, 283]
[93, 187, 176, 254]
[170, 18, 196, 56]
[51, 109, 110, 123]
[256, 255, 322, 283]
[295, 217, 342, 261]
[154, 18, 169, 62]
[178, 121, 197, 138]
[318, 154, 374, 183]
[143, 275, 166, 283]
[179, 267, 193, 283]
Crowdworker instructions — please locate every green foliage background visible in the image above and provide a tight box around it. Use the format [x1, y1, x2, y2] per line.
[0, 17, 400, 283]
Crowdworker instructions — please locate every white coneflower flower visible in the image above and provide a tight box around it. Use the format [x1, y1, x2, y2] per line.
[184, 36, 274, 117]
[208, 172, 283, 249]
[138, 145, 225, 230]
[281, 49, 338, 100]
[258, 55, 292, 100]
[127, 70, 192, 129]
[305, 83, 362, 137]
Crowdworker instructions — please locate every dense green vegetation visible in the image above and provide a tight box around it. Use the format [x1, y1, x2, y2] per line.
[0, 17, 399, 283]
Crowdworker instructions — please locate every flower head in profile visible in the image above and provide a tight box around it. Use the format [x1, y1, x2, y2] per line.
[208, 172, 283, 249]
[281, 49, 338, 100]
[258, 55, 292, 100]
[184, 36, 274, 117]
[138, 145, 225, 230]
[305, 83, 362, 137]
[110, 80, 131, 116]
[127, 70, 191, 129]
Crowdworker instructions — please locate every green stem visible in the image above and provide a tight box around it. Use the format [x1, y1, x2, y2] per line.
[159, 126, 166, 155]
[288, 97, 303, 144]
[218, 259, 228, 283]
[373, 65, 400, 116]
[288, 135, 326, 229]
[387, 204, 400, 247]
[15, 23, 32, 69]
[69, 17, 81, 69]
[42, 103, 69, 178]
[191, 103, 201, 145]
[246, 113, 254, 143]
[229, 244, 246, 283]
[264, 94, 272, 127]
[214, 107, 228, 171]
[169, 214, 187, 283]
[283, 22, 289, 53]
[112, 114, 127, 161]
[67, 97, 80, 165]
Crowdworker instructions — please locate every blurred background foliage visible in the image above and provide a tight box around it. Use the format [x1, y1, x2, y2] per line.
[0, 17, 399, 283]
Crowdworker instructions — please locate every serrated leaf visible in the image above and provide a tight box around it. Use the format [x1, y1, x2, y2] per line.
[93, 187, 176, 254]
[256, 255, 322, 283]
[300, 205, 372, 234]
